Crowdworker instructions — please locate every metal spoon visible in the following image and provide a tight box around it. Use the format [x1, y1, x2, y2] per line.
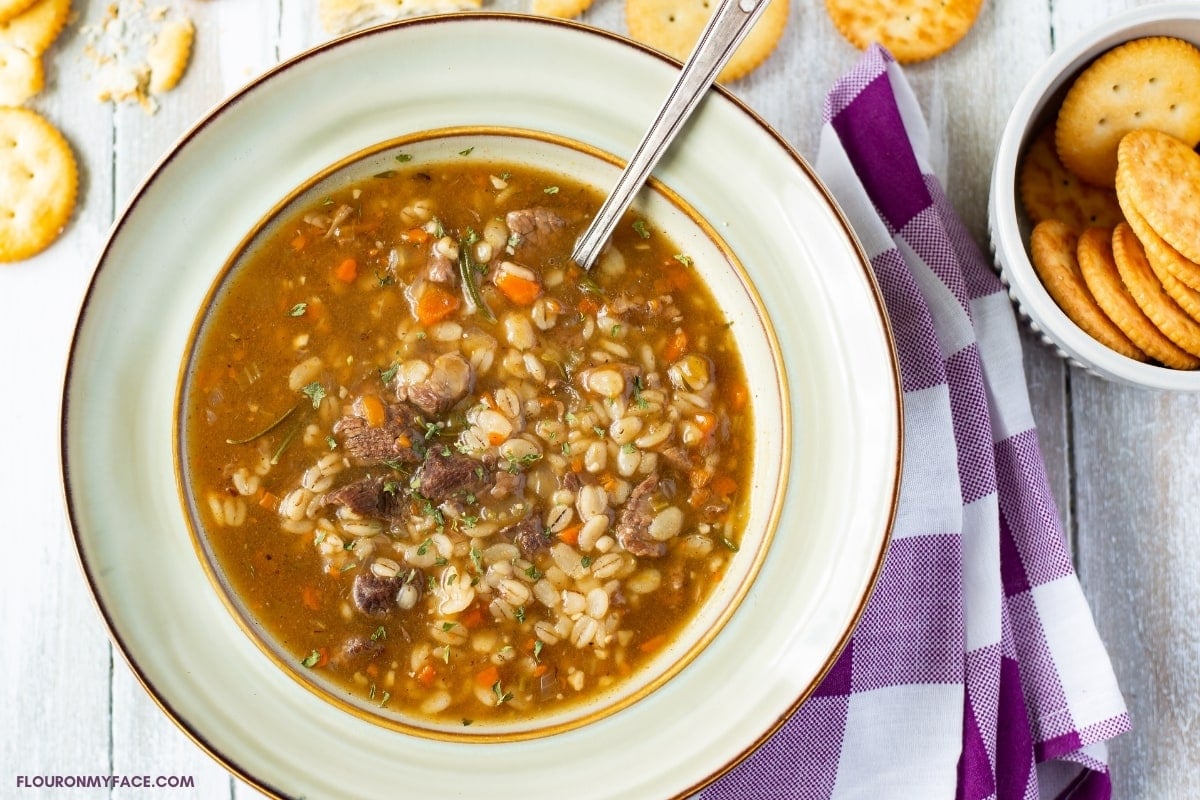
[571, 0, 772, 270]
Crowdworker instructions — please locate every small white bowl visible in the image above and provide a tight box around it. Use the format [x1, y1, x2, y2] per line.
[989, 3, 1200, 391]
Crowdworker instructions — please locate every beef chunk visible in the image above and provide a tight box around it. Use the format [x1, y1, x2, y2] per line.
[334, 402, 424, 465]
[322, 475, 405, 520]
[501, 515, 552, 556]
[490, 468, 526, 500]
[505, 207, 567, 248]
[615, 474, 667, 558]
[334, 635, 385, 667]
[403, 353, 473, 417]
[425, 238, 458, 284]
[418, 449, 489, 503]
[353, 569, 402, 617]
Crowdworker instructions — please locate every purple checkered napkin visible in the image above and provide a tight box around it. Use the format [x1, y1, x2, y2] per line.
[700, 47, 1130, 800]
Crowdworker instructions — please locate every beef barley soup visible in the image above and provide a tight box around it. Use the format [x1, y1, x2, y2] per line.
[181, 146, 753, 731]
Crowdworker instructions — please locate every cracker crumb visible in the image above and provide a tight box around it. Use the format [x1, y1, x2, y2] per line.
[83, 0, 193, 113]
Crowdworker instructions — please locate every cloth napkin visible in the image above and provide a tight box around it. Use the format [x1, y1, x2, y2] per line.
[702, 47, 1130, 800]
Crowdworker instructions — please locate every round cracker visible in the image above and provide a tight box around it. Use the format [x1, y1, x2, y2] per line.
[147, 18, 194, 94]
[1116, 164, 1200, 293]
[1120, 197, 1200, 316]
[0, 40, 42, 105]
[1028, 220, 1145, 362]
[1117, 128, 1200, 267]
[1076, 226, 1198, 369]
[531, 0, 594, 18]
[1111, 222, 1200, 357]
[1019, 124, 1123, 232]
[626, 0, 789, 83]
[0, 0, 70, 56]
[824, 0, 983, 64]
[0, 107, 77, 262]
[1055, 37, 1200, 188]
[0, 0, 38, 25]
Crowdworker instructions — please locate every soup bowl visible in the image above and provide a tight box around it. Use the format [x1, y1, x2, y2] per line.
[178, 126, 789, 740]
[62, 13, 901, 799]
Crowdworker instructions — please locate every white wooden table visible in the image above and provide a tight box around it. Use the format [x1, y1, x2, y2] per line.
[1, 0, 1191, 797]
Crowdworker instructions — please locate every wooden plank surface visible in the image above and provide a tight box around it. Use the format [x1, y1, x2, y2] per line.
[0, 0, 1190, 797]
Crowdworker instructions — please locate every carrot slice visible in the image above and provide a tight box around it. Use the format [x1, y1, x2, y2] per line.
[400, 227, 429, 244]
[417, 663, 437, 687]
[333, 257, 358, 283]
[415, 284, 460, 326]
[664, 331, 688, 362]
[475, 664, 500, 688]
[495, 270, 542, 305]
[557, 523, 582, 546]
[358, 394, 387, 428]
[710, 474, 738, 498]
[300, 585, 322, 611]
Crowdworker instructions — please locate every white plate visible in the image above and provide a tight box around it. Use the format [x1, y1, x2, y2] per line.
[63, 15, 901, 799]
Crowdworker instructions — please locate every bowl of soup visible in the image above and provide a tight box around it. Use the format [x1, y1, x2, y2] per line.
[62, 13, 901, 799]
[179, 128, 781, 738]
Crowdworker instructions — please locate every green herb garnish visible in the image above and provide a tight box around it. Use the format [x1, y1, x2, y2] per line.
[301, 381, 327, 409]
[225, 402, 299, 445]
[632, 220, 650, 239]
[288, 303, 307, 317]
[458, 238, 496, 322]
[300, 650, 320, 668]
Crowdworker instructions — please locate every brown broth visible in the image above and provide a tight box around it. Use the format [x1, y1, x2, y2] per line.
[182, 156, 752, 728]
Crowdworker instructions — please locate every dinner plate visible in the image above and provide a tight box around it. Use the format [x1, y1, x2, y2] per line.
[62, 14, 901, 799]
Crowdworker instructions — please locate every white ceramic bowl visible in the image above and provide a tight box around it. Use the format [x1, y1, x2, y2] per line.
[988, 3, 1200, 391]
[63, 14, 902, 799]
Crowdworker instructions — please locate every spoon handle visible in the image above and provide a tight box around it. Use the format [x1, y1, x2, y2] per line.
[571, 0, 772, 270]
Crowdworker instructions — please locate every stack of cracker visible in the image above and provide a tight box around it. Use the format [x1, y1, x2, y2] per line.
[0, 0, 74, 263]
[1022, 36, 1200, 370]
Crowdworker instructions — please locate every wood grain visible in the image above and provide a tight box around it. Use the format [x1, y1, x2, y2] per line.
[2, 0, 1194, 796]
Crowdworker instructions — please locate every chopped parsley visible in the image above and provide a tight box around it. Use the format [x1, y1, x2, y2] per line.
[673, 253, 693, 266]
[533, 640, 544, 662]
[492, 680, 514, 705]
[380, 362, 399, 383]
[722, 537, 740, 552]
[470, 547, 484, 573]
[459, 146, 475, 156]
[543, 185, 559, 195]
[373, 170, 398, 179]
[300, 650, 320, 668]
[580, 556, 593, 568]
[288, 302, 307, 317]
[514, 606, 526, 623]
[632, 219, 651, 239]
[325, 435, 338, 451]
[524, 565, 543, 581]
[301, 381, 326, 409]
[395, 152, 413, 162]
[462, 718, 474, 727]
[632, 375, 648, 409]
[416, 537, 432, 556]
[371, 626, 386, 641]
[441, 621, 457, 632]
[378, 691, 391, 708]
